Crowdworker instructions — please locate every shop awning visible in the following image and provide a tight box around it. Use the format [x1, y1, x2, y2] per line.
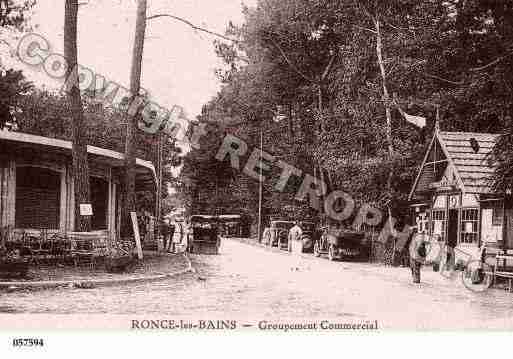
[0, 130, 156, 191]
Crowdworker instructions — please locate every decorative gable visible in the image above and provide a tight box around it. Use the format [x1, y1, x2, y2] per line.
[409, 130, 499, 201]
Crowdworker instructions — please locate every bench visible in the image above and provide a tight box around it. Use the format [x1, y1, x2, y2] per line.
[493, 254, 513, 291]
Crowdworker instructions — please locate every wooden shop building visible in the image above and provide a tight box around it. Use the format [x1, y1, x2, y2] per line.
[0, 130, 156, 239]
[409, 129, 512, 261]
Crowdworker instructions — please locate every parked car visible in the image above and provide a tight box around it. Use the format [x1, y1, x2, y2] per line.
[262, 220, 294, 249]
[314, 227, 369, 261]
[187, 215, 221, 255]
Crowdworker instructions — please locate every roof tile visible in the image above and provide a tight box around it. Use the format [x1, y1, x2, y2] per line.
[439, 131, 499, 194]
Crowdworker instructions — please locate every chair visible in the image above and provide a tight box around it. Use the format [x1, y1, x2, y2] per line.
[0, 225, 11, 249]
[12, 230, 31, 257]
[493, 253, 513, 291]
[49, 233, 70, 265]
[40, 235, 55, 266]
[26, 230, 53, 266]
[92, 237, 109, 266]
[3, 226, 20, 252]
[71, 238, 96, 269]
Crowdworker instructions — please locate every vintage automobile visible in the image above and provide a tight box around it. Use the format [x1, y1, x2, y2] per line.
[313, 227, 369, 261]
[262, 220, 294, 249]
[187, 215, 221, 255]
[218, 214, 242, 238]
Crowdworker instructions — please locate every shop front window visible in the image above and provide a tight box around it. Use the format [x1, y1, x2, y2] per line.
[91, 177, 108, 230]
[492, 202, 504, 226]
[416, 212, 430, 234]
[15, 166, 60, 229]
[431, 210, 446, 241]
[460, 208, 478, 244]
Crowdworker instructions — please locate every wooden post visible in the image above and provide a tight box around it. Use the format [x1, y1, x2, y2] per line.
[388, 206, 397, 265]
[370, 226, 375, 263]
[122, 0, 147, 237]
[502, 199, 507, 253]
[7, 160, 15, 227]
[131, 211, 143, 260]
[59, 168, 67, 232]
[0, 166, 5, 228]
[375, 19, 393, 196]
[257, 127, 263, 242]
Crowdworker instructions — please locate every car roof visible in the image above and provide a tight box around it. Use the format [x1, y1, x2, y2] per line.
[190, 215, 218, 222]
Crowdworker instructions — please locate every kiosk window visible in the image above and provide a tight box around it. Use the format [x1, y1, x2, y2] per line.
[460, 208, 478, 244]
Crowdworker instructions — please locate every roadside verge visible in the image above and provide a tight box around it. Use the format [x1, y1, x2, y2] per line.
[0, 253, 194, 292]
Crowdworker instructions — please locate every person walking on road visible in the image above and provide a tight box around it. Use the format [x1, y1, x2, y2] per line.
[287, 221, 305, 271]
[409, 230, 428, 283]
[160, 219, 171, 252]
[173, 221, 187, 254]
[288, 221, 303, 253]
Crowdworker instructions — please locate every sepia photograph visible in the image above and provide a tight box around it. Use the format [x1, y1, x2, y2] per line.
[1, 0, 513, 352]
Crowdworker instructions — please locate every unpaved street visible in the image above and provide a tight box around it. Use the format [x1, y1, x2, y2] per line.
[2, 239, 513, 329]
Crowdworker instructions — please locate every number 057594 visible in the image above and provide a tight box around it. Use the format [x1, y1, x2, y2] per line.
[12, 338, 44, 347]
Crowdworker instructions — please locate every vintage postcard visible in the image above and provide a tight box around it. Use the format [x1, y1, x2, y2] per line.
[1, 0, 513, 352]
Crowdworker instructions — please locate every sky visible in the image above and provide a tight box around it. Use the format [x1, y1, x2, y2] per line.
[2, 0, 255, 119]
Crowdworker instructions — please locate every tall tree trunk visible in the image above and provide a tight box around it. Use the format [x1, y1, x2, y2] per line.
[121, 0, 147, 238]
[316, 83, 329, 217]
[64, 0, 91, 232]
[375, 18, 394, 197]
[288, 103, 294, 140]
[317, 84, 324, 132]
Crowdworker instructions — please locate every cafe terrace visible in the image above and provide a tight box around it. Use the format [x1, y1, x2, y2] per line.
[0, 129, 156, 239]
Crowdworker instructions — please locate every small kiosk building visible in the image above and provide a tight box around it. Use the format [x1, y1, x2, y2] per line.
[409, 130, 512, 261]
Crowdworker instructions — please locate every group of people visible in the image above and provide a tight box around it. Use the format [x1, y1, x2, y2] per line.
[160, 219, 190, 254]
[387, 221, 460, 284]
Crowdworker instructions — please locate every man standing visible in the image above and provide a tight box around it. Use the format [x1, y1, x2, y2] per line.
[288, 221, 303, 253]
[409, 230, 428, 283]
[173, 221, 186, 253]
[160, 219, 171, 252]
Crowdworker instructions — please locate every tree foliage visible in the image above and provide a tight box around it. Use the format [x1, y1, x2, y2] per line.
[0, 68, 32, 129]
[0, 0, 35, 29]
[173, 1, 513, 227]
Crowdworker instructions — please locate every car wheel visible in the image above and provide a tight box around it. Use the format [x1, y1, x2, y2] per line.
[328, 244, 336, 261]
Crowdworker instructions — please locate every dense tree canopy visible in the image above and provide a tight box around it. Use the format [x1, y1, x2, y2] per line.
[0, 0, 35, 29]
[178, 0, 513, 229]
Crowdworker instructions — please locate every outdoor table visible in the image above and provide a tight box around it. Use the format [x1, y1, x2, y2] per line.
[3, 230, 109, 268]
[68, 235, 108, 269]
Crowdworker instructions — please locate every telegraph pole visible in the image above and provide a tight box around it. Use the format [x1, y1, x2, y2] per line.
[156, 132, 163, 248]
[257, 127, 263, 242]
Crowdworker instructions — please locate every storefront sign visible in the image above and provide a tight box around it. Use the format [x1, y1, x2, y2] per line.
[79, 204, 93, 216]
[430, 175, 457, 191]
[433, 195, 447, 209]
